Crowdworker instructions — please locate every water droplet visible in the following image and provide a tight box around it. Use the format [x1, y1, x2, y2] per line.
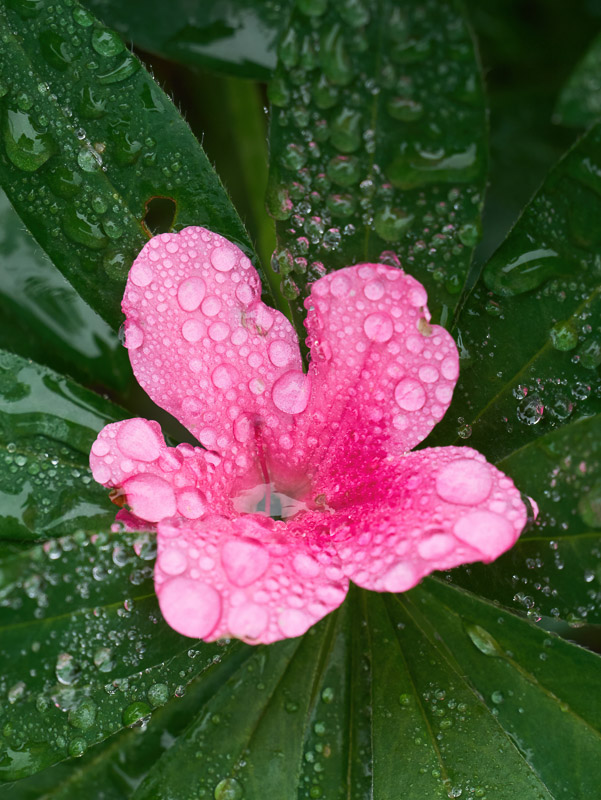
[3, 108, 56, 171]
[47, 166, 83, 198]
[578, 484, 601, 529]
[320, 25, 354, 85]
[68, 699, 97, 730]
[147, 683, 170, 707]
[39, 30, 74, 71]
[214, 777, 244, 800]
[330, 108, 362, 153]
[122, 701, 152, 728]
[92, 28, 125, 58]
[549, 320, 578, 351]
[484, 248, 566, 296]
[63, 209, 108, 250]
[386, 97, 423, 122]
[97, 52, 140, 85]
[517, 395, 544, 425]
[77, 146, 102, 172]
[465, 624, 505, 657]
[374, 206, 413, 241]
[55, 653, 81, 685]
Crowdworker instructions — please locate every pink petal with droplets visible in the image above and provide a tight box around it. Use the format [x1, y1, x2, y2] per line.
[155, 515, 348, 644]
[325, 446, 527, 592]
[301, 264, 459, 467]
[122, 227, 303, 478]
[90, 418, 235, 521]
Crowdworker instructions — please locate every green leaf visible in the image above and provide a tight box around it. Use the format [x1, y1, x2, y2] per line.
[0, 188, 131, 392]
[124, 583, 601, 800]
[82, 0, 290, 80]
[0, 350, 123, 540]
[266, 0, 488, 330]
[0, 526, 247, 782]
[555, 30, 601, 127]
[448, 413, 601, 624]
[428, 121, 601, 461]
[0, 0, 262, 331]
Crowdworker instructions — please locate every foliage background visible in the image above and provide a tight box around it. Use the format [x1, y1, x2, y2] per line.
[1, 0, 601, 797]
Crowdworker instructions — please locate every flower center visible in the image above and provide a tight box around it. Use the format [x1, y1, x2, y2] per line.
[232, 481, 310, 521]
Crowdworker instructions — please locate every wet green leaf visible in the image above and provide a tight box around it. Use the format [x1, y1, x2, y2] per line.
[428, 122, 601, 461]
[0, 526, 246, 782]
[266, 0, 488, 330]
[0, 350, 123, 540]
[555, 30, 601, 127]
[448, 414, 601, 625]
[0, 188, 131, 392]
[126, 584, 601, 800]
[0, 0, 262, 331]
[82, 0, 291, 80]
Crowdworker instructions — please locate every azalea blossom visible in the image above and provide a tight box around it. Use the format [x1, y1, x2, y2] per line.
[90, 227, 528, 644]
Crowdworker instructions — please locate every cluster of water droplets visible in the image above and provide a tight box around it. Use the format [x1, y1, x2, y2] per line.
[266, 0, 486, 316]
[0, 525, 232, 777]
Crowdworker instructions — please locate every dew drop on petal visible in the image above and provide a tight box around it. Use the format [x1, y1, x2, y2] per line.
[182, 319, 203, 342]
[177, 277, 206, 311]
[124, 321, 144, 350]
[364, 279, 385, 300]
[394, 378, 426, 411]
[382, 562, 417, 592]
[441, 356, 459, 380]
[212, 364, 240, 390]
[453, 511, 515, 558]
[292, 552, 321, 578]
[363, 312, 393, 342]
[278, 608, 310, 638]
[330, 273, 351, 297]
[117, 419, 162, 462]
[159, 577, 221, 638]
[158, 547, 188, 576]
[208, 322, 230, 342]
[123, 474, 176, 522]
[268, 340, 294, 367]
[418, 365, 439, 383]
[211, 245, 236, 272]
[130, 261, 153, 287]
[417, 533, 456, 560]
[436, 459, 493, 505]
[228, 603, 268, 640]
[221, 539, 270, 587]
[176, 487, 207, 520]
[201, 295, 222, 317]
[272, 371, 311, 414]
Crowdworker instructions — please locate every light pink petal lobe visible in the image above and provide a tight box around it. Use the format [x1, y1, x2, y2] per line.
[90, 419, 233, 523]
[155, 514, 348, 644]
[328, 447, 527, 593]
[122, 227, 303, 476]
[301, 264, 459, 473]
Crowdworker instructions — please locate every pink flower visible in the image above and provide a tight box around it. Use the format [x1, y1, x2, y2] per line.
[90, 227, 528, 644]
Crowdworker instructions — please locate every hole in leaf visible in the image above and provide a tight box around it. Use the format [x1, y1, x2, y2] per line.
[142, 196, 176, 236]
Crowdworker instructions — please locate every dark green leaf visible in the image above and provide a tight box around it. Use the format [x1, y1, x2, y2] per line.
[266, 0, 488, 329]
[128, 583, 601, 799]
[0, 0, 262, 330]
[0, 350, 123, 540]
[428, 122, 601, 461]
[0, 188, 131, 392]
[555, 30, 601, 127]
[449, 414, 601, 624]
[0, 526, 246, 782]
[82, 0, 291, 80]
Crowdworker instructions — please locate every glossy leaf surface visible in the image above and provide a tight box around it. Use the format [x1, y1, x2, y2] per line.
[0, 188, 130, 391]
[0, 0, 260, 330]
[555, 31, 601, 127]
[0, 351, 122, 540]
[428, 122, 601, 460]
[0, 527, 245, 781]
[82, 0, 290, 80]
[266, 0, 488, 328]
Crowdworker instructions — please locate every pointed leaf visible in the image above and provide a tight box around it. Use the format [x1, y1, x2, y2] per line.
[82, 0, 291, 80]
[0, 0, 261, 330]
[267, 0, 487, 327]
[555, 30, 601, 127]
[0, 527, 246, 782]
[0, 350, 122, 540]
[428, 122, 601, 460]
[0, 188, 130, 391]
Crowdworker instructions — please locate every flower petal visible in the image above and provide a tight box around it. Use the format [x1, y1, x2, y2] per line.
[122, 227, 303, 475]
[155, 514, 348, 644]
[326, 447, 527, 592]
[303, 264, 459, 465]
[90, 418, 233, 522]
